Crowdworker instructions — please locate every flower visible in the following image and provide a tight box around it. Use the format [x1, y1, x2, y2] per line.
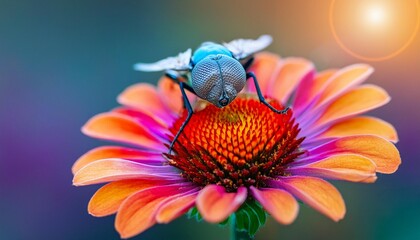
[72, 52, 401, 238]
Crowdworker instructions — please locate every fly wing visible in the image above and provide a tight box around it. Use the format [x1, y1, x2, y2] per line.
[133, 48, 192, 72]
[223, 35, 273, 60]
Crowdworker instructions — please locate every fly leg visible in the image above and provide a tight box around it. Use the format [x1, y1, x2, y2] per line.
[167, 82, 194, 153]
[165, 70, 196, 95]
[165, 71, 196, 154]
[246, 72, 289, 114]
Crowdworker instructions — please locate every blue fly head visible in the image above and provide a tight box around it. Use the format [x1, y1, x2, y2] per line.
[191, 54, 246, 108]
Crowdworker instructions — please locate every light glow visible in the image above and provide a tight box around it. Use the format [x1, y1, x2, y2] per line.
[330, 0, 420, 62]
[366, 6, 386, 25]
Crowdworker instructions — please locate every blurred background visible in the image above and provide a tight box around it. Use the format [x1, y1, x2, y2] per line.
[1, 0, 419, 239]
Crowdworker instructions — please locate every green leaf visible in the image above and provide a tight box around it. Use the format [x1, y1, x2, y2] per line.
[242, 203, 258, 235]
[186, 207, 203, 222]
[184, 200, 267, 236]
[218, 217, 230, 226]
[232, 200, 267, 236]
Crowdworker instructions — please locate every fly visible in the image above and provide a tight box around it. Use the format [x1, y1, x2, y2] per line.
[134, 35, 289, 152]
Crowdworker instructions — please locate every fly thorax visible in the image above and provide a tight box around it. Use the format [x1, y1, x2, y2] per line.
[192, 55, 246, 108]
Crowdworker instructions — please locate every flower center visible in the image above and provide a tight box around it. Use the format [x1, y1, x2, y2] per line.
[166, 94, 304, 192]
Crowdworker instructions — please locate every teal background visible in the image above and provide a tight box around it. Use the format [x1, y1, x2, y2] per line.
[0, 0, 419, 239]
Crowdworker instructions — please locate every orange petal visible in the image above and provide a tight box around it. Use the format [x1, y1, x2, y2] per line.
[250, 187, 299, 225]
[196, 185, 247, 223]
[316, 84, 390, 126]
[113, 107, 168, 128]
[362, 176, 377, 183]
[157, 76, 196, 114]
[270, 58, 314, 103]
[272, 176, 346, 222]
[157, 76, 183, 113]
[319, 116, 398, 143]
[88, 179, 169, 217]
[291, 154, 377, 183]
[72, 158, 179, 186]
[72, 146, 163, 174]
[82, 112, 165, 151]
[115, 184, 193, 238]
[117, 83, 173, 122]
[294, 69, 337, 110]
[156, 191, 198, 223]
[316, 64, 373, 107]
[248, 52, 281, 94]
[309, 135, 401, 174]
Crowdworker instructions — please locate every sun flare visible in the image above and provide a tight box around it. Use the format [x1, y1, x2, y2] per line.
[365, 5, 386, 25]
[330, 0, 420, 61]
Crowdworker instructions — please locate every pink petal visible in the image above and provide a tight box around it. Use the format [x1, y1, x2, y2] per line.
[269, 58, 314, 103]
[157, 76, 196, 114]
[270, 176, 346, 222]
[196, 185, 247, 223]
[72, 158, 180, 186]
[117, 83, 174, 123]
[72, 146, 163, 174]
[156, 191, 199, 223]
[88, 179, 175, 217]
[290, 154, 377, 183]
[250, 187, 299, 224]
[113, 107, 169, 130]
[115, 184, 195, 238]
[82, 112, 166, 151]
[247, 52, 282, 94]
[315, 64, 374, 108]
[315, 84, 390, 126]
[294, 69, 337, 113]
[307, 135, 401, 174]
[317, 116, 398, 143]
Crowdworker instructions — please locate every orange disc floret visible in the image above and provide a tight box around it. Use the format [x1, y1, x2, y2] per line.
[166, 95, 304, 192]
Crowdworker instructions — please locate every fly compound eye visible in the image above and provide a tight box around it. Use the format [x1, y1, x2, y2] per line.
[191, 56, 220, 102]
[219, 57, 247, 94]
[191, 55, 247, 107]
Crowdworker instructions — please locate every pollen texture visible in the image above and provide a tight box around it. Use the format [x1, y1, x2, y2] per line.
[166, 95, 304, 192]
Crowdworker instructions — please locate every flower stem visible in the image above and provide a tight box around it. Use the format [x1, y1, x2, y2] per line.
[230, 214, 253, 240]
